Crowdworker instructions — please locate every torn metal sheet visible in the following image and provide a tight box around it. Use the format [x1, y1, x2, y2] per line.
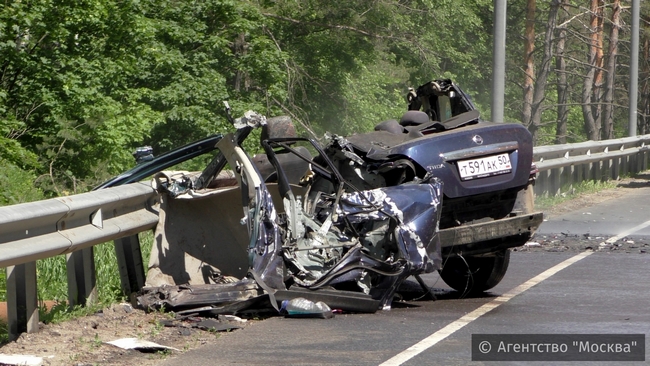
[138, 280, 262, 309]
[145, 181, 250, 287]
[232, 110, 266, 130]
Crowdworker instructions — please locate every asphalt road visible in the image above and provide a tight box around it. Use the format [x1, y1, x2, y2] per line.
[536, 184, 650, 239]
[159, 187, 650, 366]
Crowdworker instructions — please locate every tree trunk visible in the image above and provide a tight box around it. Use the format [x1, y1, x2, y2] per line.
[602, 0, 620, 140]
[529, 0, 560, 144]
[522, 0, 536, 128]
[232, 33, 248, 92]
[582, 0, 601, 141]
[642, 38, 650, 135]
[555, 0, 569, 144]
[592, 0, 605, 139]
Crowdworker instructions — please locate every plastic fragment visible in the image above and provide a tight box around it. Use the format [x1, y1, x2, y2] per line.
[0, 354, 44, 366]
[106, 338, 180, 352]
[279, 297, 334, 319]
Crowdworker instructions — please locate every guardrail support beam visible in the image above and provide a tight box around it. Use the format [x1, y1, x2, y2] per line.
[66, 248, 97, 308]
[561, 166, 572, 193]
[632, 153, 640, 174]
[6, 262, 38, 341]
[637, 150, 648, 172]
[114, 234, 146, 297]
[533, 169, 548, 197]
[573, 164, 584, 190]
[551, 167, 561, 196]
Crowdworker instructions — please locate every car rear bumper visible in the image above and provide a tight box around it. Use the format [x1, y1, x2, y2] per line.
[439, 212, 544, 257]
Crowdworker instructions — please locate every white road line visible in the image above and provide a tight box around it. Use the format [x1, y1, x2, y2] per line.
[603, 218, 650, 244]
[379, 251, 594, 366]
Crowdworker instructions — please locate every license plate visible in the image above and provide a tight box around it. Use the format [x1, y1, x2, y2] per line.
[457, 153, 512, 181]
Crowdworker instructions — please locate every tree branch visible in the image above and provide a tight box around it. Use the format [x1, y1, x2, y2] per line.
[262, 13, 394, 39]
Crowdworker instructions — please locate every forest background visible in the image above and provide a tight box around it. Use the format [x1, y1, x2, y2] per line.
[2, 0, 650, 204]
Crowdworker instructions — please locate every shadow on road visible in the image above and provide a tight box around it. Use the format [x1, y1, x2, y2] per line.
[616, 172, 650, 189]
[395, 278, 498, 306]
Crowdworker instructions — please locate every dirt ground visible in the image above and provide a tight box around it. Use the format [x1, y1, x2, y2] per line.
[0, 302, 251, 366]
[1, 175, 648, 365]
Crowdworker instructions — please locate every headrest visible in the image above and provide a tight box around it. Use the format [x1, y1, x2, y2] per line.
[399, 111, 429, 127]
[374, 119, 405, 134]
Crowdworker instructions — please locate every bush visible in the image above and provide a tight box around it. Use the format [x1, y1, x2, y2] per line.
[0, 159, 45, 206]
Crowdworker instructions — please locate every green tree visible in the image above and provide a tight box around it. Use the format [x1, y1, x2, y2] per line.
[256, 0, 494, 135]
[1, 0, 289, 195]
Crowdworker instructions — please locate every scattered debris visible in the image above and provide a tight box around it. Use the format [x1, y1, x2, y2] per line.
[218, 315, 247, 323]
[189, 319, 242, 332]
[279, 297, 334, 319]
[0, 354, 45, 366]
[158, 317, 244, 332]
[105, 338, 179, 352]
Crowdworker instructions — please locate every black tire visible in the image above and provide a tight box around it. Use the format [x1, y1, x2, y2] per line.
[438, 249, 510, 294]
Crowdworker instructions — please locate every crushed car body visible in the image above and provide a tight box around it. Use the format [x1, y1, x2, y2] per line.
[134, 80, 544, 315]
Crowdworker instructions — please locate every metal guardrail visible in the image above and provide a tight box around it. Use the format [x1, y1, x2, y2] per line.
[533, 135, 650, 196]
[0, 182, 158, 340]
[1, 134, 649, 340]
[0, 183, 158, 268]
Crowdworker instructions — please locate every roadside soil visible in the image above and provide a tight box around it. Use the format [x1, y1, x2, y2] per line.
[1, 174, 648, 365]
[0, 302, 249, 366]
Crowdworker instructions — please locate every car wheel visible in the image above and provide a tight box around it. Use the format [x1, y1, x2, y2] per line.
[438, 249, 510, 294]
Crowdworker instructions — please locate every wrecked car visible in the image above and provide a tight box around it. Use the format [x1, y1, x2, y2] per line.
[116, 79, 543, 315]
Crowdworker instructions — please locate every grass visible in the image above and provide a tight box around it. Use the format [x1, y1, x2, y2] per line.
[0, 320, 7, 344]
[0, 231, 154, 339]
[534, 179, 619, 211]
[0, 268, 4, 300]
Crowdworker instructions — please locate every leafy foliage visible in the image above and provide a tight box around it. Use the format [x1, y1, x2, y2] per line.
[0, 0, 643, 200]
[1, 0, 287, 197]
[0, 159, 44, 205]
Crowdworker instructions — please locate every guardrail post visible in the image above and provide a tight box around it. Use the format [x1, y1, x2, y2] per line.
[66, 248, 97, 308]
[638, 150, 648, 172]
[114, 234, 145, 297]
[631, 152, 640, 174]
[611, 156, 620, 180]
[573, 163, 584, 187]
[550, 167, 561, 196]
[561, 165, 573, 194]
[534, 168, 549, 197]
[586, 161, 594, 182]
[6, 262, 38, 341]
[591, 160, 603, 182]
